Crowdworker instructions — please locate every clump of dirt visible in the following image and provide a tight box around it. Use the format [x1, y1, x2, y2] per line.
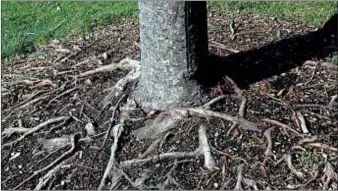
[1, 12, 337, 190]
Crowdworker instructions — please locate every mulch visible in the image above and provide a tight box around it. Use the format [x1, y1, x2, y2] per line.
[1, 12, 337, 190]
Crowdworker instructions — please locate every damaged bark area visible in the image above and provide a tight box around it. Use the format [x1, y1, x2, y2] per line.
[133, 1, 208, 110]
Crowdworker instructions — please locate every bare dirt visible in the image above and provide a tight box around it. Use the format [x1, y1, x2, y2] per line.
[1, 12, 337, 190]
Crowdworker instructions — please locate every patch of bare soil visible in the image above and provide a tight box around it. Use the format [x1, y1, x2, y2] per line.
[1, 12, 337, 190]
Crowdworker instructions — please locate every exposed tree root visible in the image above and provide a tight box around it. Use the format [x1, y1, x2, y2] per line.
[118, 168, 154, 189]
[171, 108, 262, 133]
[275, 154, 304, 179]
[208, 40, 239, 53]
[75, 57, 139, 78]
[97, 121, 124, 190]
[226, 122, 238, 137]
[29, 147, 65, 171]
[2, 116, 69, 148]
[234, 164, 244, 190]
[100, 63, 140, 110]
[328, 94, 337, 109]
[133, 169, 152, 189]
[158, 159, 183, 189]
[262, 127, 277, 177]
[321, 161, 337, 190]
[263, 127, 277, 160]
[87, 95, 126, 190]
[47, 86, 81, 106]
[232, 163, 259, 190]
[109, 171, 123, 190]
[13, 90, 50, 109]
[34, 158, 71, 190]
[224, 75, 247, 135]
[297, 136, 338, 152]
[198, 124, 218, 171]
[13, 95, 49, 111]
[304, 142, 338, 152]
[210, 146, 248, 165]
[304, 60, 338, 70]
[122, 124, 217, 170]
[133, 112, 183, 140]
[134, 104, 261, 144]
[12, 133, 80, 190]
[203, 95, 227, 109]
[298, 136, 318, 144]
[46, 116, 74, 135]
[243, 177, 259, 190]
[288, 170, 319, 189]
[139, 138, 161, 158]
[261, 118, 301, 136]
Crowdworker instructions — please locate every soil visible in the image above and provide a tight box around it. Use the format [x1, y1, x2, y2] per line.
[1, 12, 337, 190]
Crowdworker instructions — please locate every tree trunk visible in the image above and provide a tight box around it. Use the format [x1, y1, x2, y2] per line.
[133, 1, 208, 110]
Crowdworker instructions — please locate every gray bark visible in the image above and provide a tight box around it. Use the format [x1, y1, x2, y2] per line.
[133, 1, 208, 110]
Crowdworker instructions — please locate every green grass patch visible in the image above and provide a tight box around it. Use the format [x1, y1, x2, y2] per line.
[209, 1, 336, 24]
[1, 2, 138, 59]
[1, 1, 337, 60]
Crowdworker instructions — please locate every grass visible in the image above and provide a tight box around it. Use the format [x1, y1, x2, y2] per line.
[296, 150, 321, 170]
[209, 1, 336, 24]
[1, 2, 138, 60]
[1, 1, 337, 60]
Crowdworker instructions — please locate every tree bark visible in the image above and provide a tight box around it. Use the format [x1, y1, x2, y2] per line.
[133, 1, 208, 110]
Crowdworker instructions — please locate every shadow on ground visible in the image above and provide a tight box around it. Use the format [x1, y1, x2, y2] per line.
[199, 13, 337, 89]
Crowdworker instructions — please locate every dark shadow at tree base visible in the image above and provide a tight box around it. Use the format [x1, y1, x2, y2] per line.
[197, 13, 337, 89]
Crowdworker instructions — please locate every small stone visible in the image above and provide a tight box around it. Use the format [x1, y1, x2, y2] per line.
[214, 183, 219, 188]
[18, 165, 22, 169]
[52, 39, 60, 44]
[85, 123, 96, 136]
[102, 52, 108, 60]
[85, 79, 92, 86]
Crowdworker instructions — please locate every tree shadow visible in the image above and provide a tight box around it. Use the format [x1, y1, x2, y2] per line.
[198, 13, 337, 89]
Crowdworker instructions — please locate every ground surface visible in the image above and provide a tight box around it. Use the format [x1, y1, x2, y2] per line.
[1, 12, 338, 190]
[2, 1, 336, 59]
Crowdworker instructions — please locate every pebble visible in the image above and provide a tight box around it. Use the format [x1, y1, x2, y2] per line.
[18, 165, 22, 169]
[102, 52, 108, 60]
[214, 183, 219, 189]
[85, 79, 92, 86]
